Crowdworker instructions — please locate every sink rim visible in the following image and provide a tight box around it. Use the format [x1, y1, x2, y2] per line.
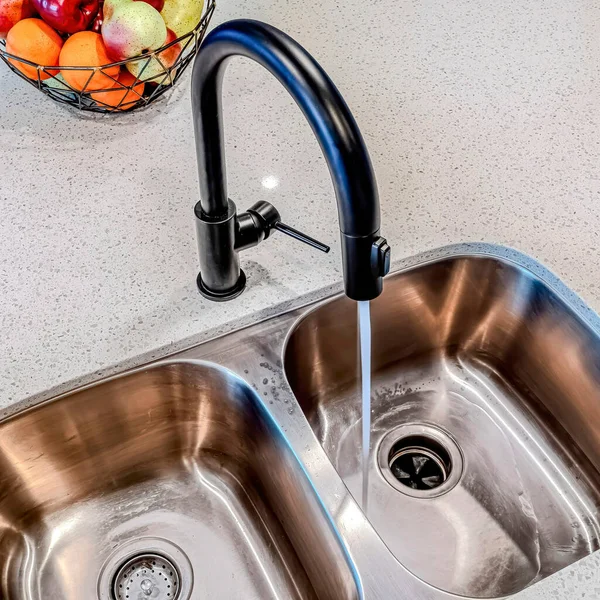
[0, 358, 253, 426]
[281, 243, 600, 369]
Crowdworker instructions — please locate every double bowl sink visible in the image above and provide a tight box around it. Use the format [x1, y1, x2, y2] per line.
[2, 248, 600, 599]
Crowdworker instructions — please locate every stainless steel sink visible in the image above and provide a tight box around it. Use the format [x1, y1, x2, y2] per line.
[5, 248, 600, 600]
[285, 254, 600, 598]
[0, 361, 359, 599]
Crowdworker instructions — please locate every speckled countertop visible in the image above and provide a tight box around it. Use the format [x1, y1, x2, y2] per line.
[2, 0, 600, 596]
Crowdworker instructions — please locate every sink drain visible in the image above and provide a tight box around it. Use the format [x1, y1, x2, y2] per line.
[98, 537, 193, 600]
[378, 423, 463, 498]
[389, 440, 450, 490]
[112, 553, 180, 600]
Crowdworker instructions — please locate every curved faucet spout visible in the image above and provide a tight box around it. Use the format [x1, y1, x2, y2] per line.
[191, 19, 389, 301]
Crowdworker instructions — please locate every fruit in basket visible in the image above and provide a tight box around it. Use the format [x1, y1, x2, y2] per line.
[91, 68, 143, 108]
[59, 30, 120, 90]
[101, 0, 126, 20]
[160, 0, 202, 37]
[32, 0, 99, 34]
[45, 71, 70, 88]
[126, 26, 179, 81]
[0, 0, 36, 38]
[102, 0, 166, 60]
[5, 18, 63, 79]
[89, 0, 102, 30]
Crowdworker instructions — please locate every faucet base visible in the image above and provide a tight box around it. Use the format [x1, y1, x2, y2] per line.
[197, 270, 246, 301]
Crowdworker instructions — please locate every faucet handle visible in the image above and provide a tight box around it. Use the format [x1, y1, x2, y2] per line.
[273, 222, 330, 253]
[236, 200, 330, 254]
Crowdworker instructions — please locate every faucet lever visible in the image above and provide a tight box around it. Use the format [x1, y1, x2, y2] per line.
[235, 200, 330, 254]
[273, 222, 330, 253]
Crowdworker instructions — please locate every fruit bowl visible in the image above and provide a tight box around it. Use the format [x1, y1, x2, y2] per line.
[0, 0, 214, 113]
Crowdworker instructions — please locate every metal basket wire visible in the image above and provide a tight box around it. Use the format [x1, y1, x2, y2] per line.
[0, 0, 214, 113]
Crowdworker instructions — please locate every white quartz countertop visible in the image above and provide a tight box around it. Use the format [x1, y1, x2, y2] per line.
[2, 0, 600, 596]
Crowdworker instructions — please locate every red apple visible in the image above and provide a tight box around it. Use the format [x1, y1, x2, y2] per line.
[89, 0, 102, 30]
[0, 0, 36, 38]
[32, 0, 99, 33]
[134, 0, 163, 13]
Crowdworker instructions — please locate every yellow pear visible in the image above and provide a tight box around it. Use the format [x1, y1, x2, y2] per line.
[160, 0, 203, 37]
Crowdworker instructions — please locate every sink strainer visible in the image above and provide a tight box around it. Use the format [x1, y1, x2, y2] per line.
[112, 553, 180, 600]
[378, 423, 463, 498]
[389, 443, 449, 491]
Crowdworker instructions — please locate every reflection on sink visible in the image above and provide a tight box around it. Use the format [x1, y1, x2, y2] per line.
[285, 255, 600, 598]
[0, 361, 359, 600]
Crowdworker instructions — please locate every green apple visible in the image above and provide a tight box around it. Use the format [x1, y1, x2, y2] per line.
[160, 0, 203, 37]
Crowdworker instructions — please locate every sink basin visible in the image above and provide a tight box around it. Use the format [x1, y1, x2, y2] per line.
[0, 361, 359, 600]
[285, 255, 600, 598]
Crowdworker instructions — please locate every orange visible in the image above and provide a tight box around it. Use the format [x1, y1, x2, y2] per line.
[91, 69, 145, 110]
[59, 31, 120, 91]
[5, 19, 63, 80]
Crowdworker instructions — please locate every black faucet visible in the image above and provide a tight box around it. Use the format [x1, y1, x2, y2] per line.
[191, 19, 390, 301]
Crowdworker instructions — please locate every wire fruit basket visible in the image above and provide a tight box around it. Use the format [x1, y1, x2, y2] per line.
[0, 0, 215, 113]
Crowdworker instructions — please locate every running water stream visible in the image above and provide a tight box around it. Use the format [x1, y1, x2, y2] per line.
[358, 300, 371, 514]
